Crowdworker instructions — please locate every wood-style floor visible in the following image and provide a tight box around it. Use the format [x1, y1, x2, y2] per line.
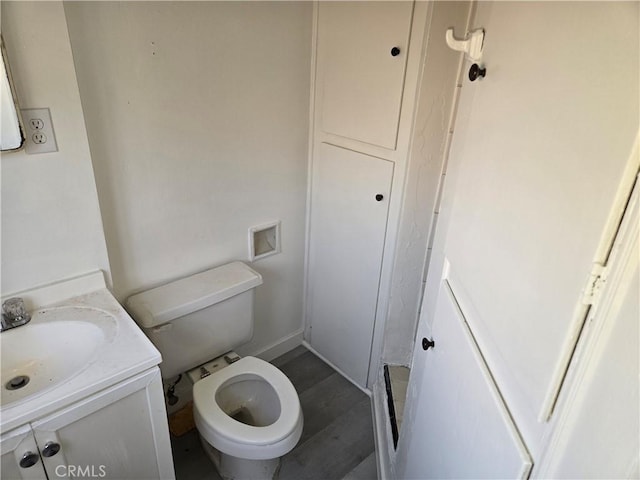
[170, 346, 377, 480]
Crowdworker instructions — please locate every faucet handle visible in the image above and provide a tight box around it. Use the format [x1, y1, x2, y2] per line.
[3, 297, 30, 321]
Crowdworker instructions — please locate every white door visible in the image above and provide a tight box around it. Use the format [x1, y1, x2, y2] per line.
[399, 1, 638, 476]
[317, 1, 414, 150]
[0, 425, 47, 480]
[307, 143, 393, 388]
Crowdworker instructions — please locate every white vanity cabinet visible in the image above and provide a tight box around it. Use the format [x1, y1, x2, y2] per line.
[1, 367, 174, 480]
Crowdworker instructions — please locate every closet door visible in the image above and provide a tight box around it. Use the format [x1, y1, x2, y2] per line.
[307, 143, 393, 388]
[317, 1, 414, 150]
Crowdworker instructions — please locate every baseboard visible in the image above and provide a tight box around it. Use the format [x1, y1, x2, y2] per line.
[247, 328, 305, 363]
[301, 340, 372, 397]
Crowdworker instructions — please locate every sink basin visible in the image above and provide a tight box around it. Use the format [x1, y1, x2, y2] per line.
[1, 306, 118, 407]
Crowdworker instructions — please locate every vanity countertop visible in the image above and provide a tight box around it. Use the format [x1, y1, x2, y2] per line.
[0, 272, 161, 432]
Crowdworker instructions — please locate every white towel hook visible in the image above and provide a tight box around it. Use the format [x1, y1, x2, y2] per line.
[445, 28, 485, 61]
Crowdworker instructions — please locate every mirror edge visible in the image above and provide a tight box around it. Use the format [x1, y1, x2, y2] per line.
[1, 34, 25, 152]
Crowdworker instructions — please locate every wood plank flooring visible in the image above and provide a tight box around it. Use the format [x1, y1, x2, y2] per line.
[170, 346, 377, 480]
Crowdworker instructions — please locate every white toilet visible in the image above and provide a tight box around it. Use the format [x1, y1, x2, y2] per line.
[126, 261, 303, 480]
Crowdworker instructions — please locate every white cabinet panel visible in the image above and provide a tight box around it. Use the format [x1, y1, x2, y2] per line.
[401, 280, 532, 479]
[31, 368, 174, 480]
[0, 425, 47, 480]
[317, 1, 414, 149]
[307, 143, 393, 387]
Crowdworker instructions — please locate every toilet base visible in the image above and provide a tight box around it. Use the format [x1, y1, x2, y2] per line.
[199, 434, 281, 480]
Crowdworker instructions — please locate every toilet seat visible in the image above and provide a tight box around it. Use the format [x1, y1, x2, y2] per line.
[193, 356, 303, 460]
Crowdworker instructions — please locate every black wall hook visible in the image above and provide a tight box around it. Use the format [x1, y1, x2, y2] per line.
[468, 63, 487, 81]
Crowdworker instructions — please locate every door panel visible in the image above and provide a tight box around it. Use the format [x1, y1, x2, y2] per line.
[399, 1, 639, 474]
[442, 1, 639, 424]
[307, 143, 393, 387]
[0, 425, 47, 480]
[400, 278, 532, 479]
[32, 369, 169, 480]
[317, 1, 414, 149]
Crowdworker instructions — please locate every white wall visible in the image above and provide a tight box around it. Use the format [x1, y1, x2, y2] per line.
[64, 2, 312, 356]
[0, 1, 111, 296]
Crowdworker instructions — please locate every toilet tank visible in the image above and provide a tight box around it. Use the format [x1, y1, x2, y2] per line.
[126, 261, 263, 379]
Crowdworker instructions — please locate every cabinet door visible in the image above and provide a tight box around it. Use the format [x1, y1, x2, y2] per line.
[0, 425, 47, 480]
[317, 1, 414, 150]
[307, 143, 393, 388]
[31, 368, 174, 480]
[399, 281, 532, 479]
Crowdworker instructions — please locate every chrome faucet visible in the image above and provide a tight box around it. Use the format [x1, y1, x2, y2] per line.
[1, 297, 31, 331]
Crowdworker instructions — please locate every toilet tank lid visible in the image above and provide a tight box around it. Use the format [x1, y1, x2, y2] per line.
[125, 261, 263, 328]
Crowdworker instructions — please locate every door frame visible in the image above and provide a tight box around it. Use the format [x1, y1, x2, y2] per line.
[535, 158, 639, 476]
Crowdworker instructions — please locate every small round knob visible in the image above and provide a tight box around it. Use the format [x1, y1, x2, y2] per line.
[422, 337, 435, 351]
[42, 441, 61, 458]
[390, 47, 401, 57]
[468, 63, 487, 82]
[375, 194, 384, 201]
[19, 451, 39, 468]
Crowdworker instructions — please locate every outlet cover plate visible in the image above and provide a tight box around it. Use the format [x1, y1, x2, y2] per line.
[21, 108, 58, 154]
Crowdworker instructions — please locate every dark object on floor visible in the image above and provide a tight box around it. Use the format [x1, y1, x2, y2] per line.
[169, 401, 196, 437]
[384, 365, 399, 449]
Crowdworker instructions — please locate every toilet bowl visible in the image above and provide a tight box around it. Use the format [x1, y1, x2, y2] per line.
[125, 262, 304, 479]
[193, 356, 303, 460]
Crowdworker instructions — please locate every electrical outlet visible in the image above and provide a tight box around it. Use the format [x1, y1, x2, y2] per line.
[29, 118, 44, 130]
[22, 108, 58, 154]
[32, 132, 47, 144]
